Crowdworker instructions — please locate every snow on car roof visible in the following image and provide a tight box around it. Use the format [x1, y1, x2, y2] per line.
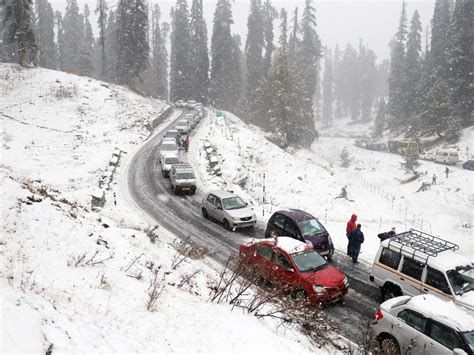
[261, 236, 309, 255]
[408, 294, 474, 331]
[208, 190, 238, 199]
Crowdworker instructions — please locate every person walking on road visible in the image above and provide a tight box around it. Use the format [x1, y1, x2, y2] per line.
[445, 166, 450, 178]
[349, 224, 365, 264]
[346, 214, 357, 256]
[432, 173, 437, 185]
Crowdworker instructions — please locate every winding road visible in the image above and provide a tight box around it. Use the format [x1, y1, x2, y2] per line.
[127, 109, 381, 344]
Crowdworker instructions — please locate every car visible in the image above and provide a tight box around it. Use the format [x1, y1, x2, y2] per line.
[433, 149, 459, 165]
[175, 100, 185, 107]
[160, 154, 180, 177]
[163, 129, 178, 140]
[239, 237, 348, 305]
[175, 119, 190, 134]
[372, 294, 473, 355]
[169, 163, 196, 194]
[158, 141, 179, 163]
[201, 190, 256, 230]
[264, 210, 334, 260]
[369, 229, 473, 308]
[462, 160, 474, 171]
[161, 137, 176, 145]
[186, 100, 197, 109]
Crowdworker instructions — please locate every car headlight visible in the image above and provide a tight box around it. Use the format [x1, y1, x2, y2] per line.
[312, 285, 327, 293]
[343, 277, 348, 286]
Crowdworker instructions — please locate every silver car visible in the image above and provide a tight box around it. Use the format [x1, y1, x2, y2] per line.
[372, 294, 473, 355]
[201, 190, 256, 231]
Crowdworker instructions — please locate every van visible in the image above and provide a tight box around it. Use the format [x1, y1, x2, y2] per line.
[433, 149, 459, 165]
[169, 163, 196, 195]
[369, 229, 473, 310]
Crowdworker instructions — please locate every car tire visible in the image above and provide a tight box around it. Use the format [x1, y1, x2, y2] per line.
[223, 219, 232, 231]
[379, 335, 400, 355]
[291, 289, 308, 302]
[382, 284, 402, 301]
[202, 208, 209, 219]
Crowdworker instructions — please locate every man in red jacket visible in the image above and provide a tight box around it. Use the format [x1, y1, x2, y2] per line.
[346, 214, 357, 256]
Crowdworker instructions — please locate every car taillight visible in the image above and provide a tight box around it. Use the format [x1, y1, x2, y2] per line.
[375, 309, 383, 321]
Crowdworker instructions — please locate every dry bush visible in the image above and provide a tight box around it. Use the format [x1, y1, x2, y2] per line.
[146, 268, 164, 311]
[50, 84, 78, 99]
[67, 250, 113, 267]
[144, 225, 159, 244]
[171, 237, 208, 270]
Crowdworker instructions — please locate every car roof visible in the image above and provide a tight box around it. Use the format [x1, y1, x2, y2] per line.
[257, 237, 310, 255]
[274, 209, 315, 222]
[406, 295, 474, 331]
[207, 190, 240, 199]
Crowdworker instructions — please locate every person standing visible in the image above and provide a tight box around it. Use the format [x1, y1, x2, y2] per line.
[349, 224, 365, 263]
[346, 214, 357, 256]
[432, 173, 437, 185]
[445, 166, 450, 178]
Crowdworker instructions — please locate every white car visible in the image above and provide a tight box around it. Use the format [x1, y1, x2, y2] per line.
[186, 100, 197, 109]
[175, 100, 185, 107]
[201, 190, 256, 231]
[372, 294, 473, 355]
[158, 142, 179, 164]
[175, 119, 190, 134]
[160, 154, 180, 177]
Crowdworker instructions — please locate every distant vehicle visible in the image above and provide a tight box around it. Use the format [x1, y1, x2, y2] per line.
[387, 140, 420, 154]
[420, 151, 434, 161]
[175, 119, 190, 134]
[160, 154, 180, 177]
[158, 142, 179, 163]
[369, 229, 473, 309]
[372, 294, 473, 355]
[201, 190, 256, 230]
[163, 129, 178, 139]
[169, 163, 196, 195]
[175, 100, 185, 107]
[239, 237, 348, 305]
[186, 100, 197, 109]
[264, 210, 334, 261]
[462, 160, 474, 171]
[433, 149, 459, 165]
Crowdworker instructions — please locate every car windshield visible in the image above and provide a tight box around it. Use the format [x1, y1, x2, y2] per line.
[462, 331, 474, 352]
[165, 157, 180, 165]
[292, 250, 328, 273]
[222, 196, 246, 210]
[161, 144, 177, 151]
[297, 218, 326, 237]
[447, 265, 474, 295]
[165, 131, 177, 138]
[176, 171, 194, 179]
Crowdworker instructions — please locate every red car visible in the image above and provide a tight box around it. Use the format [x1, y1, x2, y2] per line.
[239, 237, 349, 305]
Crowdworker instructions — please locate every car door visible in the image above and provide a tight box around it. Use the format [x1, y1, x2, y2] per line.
[283, 219, 302, 241]
[423, 266, 454, 300]
[213, 196, 224, 222]
[270, 214, 287, 236]
[424, 320, 466, 355]
[394, 309, 429, 354]
[399, 256, 426, 296]
[205, 194, 217, 218]
[253, 244, 275, 279]
[270, 250, 296, 289]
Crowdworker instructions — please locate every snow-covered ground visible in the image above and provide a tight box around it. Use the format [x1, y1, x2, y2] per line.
[190, 110, 474, 266]
[0, 64, 321, 354]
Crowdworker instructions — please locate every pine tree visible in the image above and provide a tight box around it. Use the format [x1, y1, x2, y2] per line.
[190, 0, 209, 104]
[55, 11, 65, 70]
[151, 4, 169, 100]
[3, 0, 37, 66]
[321, 48, 333, 127]
[95, 0, 108, 80]
[210, 0, 235, 111]
[372, 98, 386, 138]
[262, 0, 277, 78]
[229, 34, 244, 113]
[79, 4, 94, 76]
[35, 0, 56, 69]
[359, 42, 376, 122]
[170, 0, 191, 101]
[62, 0, 83, 74]
[104, 10, 117, 83]
[332, 45, 344, 118]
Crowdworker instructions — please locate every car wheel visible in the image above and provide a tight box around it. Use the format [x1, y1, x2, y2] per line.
[223, 219, 232, 231]
[382, 284, 402, 301]
[291, 289, 308, 302]
[379, 335, 400, 355]
[202, 208, 209, 219]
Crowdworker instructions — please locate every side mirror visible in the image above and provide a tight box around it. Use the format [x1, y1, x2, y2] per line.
[287, 267, 294, 273]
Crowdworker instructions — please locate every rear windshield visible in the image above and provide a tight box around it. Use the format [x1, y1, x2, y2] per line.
[176, 171, 194, 179]
[161, 144, 177, 151]
[297, 218, 326, 237]
[292, 250, 327, 273]
[165, 157, 180, 165]
[165, 131, 177, 138]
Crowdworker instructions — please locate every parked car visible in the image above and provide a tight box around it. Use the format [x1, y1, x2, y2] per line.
[163, 129, 178, 140]
[372, 294, 473, 355]
[158, 141, 179, 163]
[175, 119, 190, 134]
[169, 163, 196, 194]
[186, 100, 197, 109]
[264, 210, 334, 260]
[175, 100, 185, 107]
[201, 190, 256, 230]
[369, 229, 473, 309]
[239, 237, 348, 304]
[160, 154, 180, 177]
[462, 160, 474, 171]
[433, 149, 459, 165]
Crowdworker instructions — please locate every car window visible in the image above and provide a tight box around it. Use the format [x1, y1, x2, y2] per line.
[284, 219, 298, 237]
[379, 248, 402, 270]
[398, 310, 427, 332]
[447, 266, 474, 295]
[425, 267, 451, 295]
[215, 197, 222, 208]
[292, 250, 327, 273]
[429, 321, 463, 350]
[273, 214, 286, 229]
[401, 257, 424, 281]
[296, 218, 325, 237]
[222, 196, 246, 210]
[274, 252, 292, 270]
[256, 245, 274, 260]
[207, 194, 216, 204]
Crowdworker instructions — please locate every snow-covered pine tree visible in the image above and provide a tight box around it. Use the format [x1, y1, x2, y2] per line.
[95, 0, 108, 80]
[62, 0, 83, 74]
[359, 42, 376, 122]
[342, 43, 359, 121]
[332, 45, 344, 118]
[35, 0, 57, 69]
[3, 0, 37, 66]
[170, 0, 191, 101]
[372, 98, 386, 138]
[210, 0, 235, 111]
[131, 0, 149, 87]
[321, 48, 333, 127]
[104, 10, 117, 83]
[79, 4, 94, 76]
[262, 0, 276, 80]
[150, 4, 169, 100]
[54, 11, 65, 70]
[229, 34, 244, 114]
[387, 1, 408, 131]
[190, 0, 209, 104]
[446, 0, 474, 128]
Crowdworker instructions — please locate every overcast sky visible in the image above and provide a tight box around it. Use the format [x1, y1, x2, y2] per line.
[50, 0, 435, 62]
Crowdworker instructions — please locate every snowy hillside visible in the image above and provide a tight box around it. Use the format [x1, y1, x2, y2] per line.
[190, 111, 474, 264]
[0, 64, 318, 353]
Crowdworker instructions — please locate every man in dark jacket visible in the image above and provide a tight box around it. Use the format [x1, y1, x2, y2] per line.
[349, 224, 364, 263]
[346, 214, 357, 256]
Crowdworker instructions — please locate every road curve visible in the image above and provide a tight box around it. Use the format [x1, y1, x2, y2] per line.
[127, 109, 380, 344]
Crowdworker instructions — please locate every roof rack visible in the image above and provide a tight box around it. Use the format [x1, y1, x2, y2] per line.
[172, 162, 192, 169]
[387, 228, 459, 263]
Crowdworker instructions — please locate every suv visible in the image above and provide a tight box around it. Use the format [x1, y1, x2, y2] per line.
[265, 210, 334, 260]
[201, 190, 256, 231]
[372, 294, 473, 354]
[369, 229, 473, 308]
[169, 163, 196, 194]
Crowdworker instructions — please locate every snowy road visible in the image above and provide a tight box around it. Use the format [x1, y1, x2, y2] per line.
[126, 109, 380, 344]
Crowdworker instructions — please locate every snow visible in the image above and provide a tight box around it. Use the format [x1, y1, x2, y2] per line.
[273, 237, 310, 254]
[0, 64, 325, 353]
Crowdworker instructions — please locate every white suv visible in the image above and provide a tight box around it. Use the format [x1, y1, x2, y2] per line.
[372, 294, 473, 355]
[369, 229, 473, 309]
[201, 190, 256, 231]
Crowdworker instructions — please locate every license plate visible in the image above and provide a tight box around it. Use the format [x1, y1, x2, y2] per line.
[181, 187, 190, 191]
